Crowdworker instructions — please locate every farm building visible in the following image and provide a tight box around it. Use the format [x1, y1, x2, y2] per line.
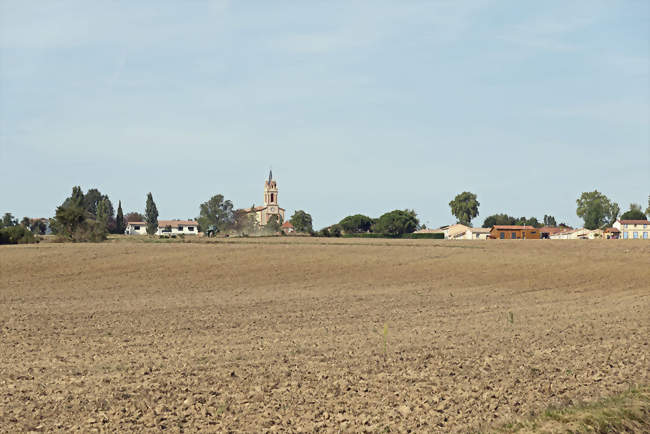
[490, 225, 540, 240]
[612, 219, 649, 240]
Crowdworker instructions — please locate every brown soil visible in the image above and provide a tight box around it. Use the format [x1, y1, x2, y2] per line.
[1, 238, 649, 432]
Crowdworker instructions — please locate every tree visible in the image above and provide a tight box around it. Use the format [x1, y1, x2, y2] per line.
[646, 195, 650, 218]
[373, 209, 419, 237]
[20, 216, 31, 227]
[115, 201, 126, 234]
[145, 193, 159, 235]
[0, 225, 37, 244]
[449, 192, 480, 226]
[576, 190, 619, 229]
[482, 213, 516, 228]
[620, 203, 647, 221]
[125, 212, 145, 223]
[543, 215, 557, 227]
[30, 219, 47, 235]
[50, 187, 107, 242]
[290, 210, 313, 233]
[96, 198, 110, 229]
[339, 214, 373, 234]
[2, 213, 18, 228]
[197, 194, 235, 233]
[266, 215, 281, 233]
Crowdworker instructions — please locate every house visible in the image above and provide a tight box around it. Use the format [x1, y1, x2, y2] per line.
[539, 226, 569, 239]
[604, 227, 620, 239]
[445, 224, 470, 239]
[612, 219, 649, 240]
[125, 220, 199, 235]
[281, 221, 295, 234]
[463, 227, 491, 240]
[125, 221, 147, 235]
[241, 170, 286, 227]
[550, 228, 602, 239]
[156, 220, 199, 236]
[413, 228, 445, 235]
[489, 225, 540, 240]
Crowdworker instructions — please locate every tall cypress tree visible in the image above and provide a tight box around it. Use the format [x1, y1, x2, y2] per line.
[145, 193, 159, 235]
[115, 201, 125, 234]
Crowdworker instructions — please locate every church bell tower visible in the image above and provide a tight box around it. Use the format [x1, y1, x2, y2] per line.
[264, 169, 278, 206]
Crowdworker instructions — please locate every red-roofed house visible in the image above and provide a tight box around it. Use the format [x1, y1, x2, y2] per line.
[613, 219, 649, 239]
[281, 221, 295, 234]
[489, 225, 540, 240]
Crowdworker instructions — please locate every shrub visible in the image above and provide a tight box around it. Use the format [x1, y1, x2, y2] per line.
[0, 225, 38, 244]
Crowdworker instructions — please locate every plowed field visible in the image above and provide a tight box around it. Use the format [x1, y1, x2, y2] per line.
[1, 238, 648, 432]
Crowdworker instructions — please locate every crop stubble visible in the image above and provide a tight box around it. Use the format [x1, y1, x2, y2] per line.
[1, 238, 649, 432]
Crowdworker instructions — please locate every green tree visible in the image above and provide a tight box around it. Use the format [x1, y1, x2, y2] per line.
[197, 194, 235, 233]
[20, 216, 31, 227]
[373, 209, 419, 236]
[30, 219, 47, 235]
[2, 212, 18, 228]
[543, 215, 557, 227]
[145, 193, 159, 235]
[125, 212, 145, 223]
[266, 215, 281, 233]
[339, 214, 373, 234]
[96, 198, 110, 229]
[51, 187, 107, 242]
[290, 210, 313, 233]
[115, 201, 126, 234]
[620, 203, 647, 221]
[449, 192, 480, 226]
[482, 213, 516, 228]
[576, 190, 620, 229]
[646, 195, 650, 218]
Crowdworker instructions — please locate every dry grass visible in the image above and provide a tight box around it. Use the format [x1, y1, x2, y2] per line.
[1, 238, 649, 432]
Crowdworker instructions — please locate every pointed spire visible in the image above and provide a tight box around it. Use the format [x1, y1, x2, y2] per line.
[268, 168, 273, 183]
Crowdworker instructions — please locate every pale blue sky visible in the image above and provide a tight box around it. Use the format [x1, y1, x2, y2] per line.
[1, 1, 648, 228]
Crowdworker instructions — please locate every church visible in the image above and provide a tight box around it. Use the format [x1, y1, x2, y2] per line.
[243, 170, 285, 226]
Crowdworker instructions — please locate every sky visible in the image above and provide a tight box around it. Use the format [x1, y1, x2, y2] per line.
[1, 0, 648, 229]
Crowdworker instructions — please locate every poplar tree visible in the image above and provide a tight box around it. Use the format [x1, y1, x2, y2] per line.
[115, 201, 126, 234]
[145, 193, 159, 235]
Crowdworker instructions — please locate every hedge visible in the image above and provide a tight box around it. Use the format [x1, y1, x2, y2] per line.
[341, 232, 444, 239]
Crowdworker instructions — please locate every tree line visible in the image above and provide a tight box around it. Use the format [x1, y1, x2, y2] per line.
[447, 191, 650, 230]
[2, 188, 649, 244]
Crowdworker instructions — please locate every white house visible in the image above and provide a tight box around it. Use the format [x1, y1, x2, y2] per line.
[125, 221, 147, 235]
[612, 219, 649, 240]
[463, 227, 491, 240]
[550, 228, 603, 239]
[125, 220, 199, 236]
[156, 220, 199, 236]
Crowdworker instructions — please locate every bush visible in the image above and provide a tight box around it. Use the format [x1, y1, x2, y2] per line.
[0, 225, 38, 244]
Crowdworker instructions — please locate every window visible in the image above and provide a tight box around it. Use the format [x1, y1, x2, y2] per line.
[644, 224, 647, 229]
[134, 225, 140, 230]
[500, 232, 505, 239]
[511, 232, 517, 239]
[633, 232, 638, 239]
[188, 226, 194, 231]
[623, 232, 628, 239]
[643, 232, 648, 239]
[178, 225, 183, 231]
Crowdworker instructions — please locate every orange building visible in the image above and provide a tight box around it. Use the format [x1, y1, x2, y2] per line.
[489, 225, 541, 240]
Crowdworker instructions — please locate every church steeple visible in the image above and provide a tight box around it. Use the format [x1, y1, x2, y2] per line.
[264, 170, 278, 206]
